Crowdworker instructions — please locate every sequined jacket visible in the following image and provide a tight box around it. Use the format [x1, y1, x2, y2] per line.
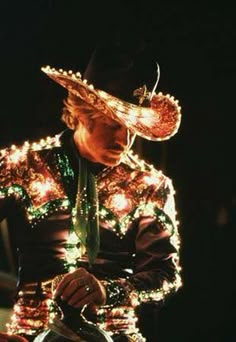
[0, 130, 181, 339]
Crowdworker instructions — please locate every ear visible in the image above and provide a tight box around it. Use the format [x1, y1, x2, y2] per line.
[87, 119, 94, 132]
[78, 114, 94, 132]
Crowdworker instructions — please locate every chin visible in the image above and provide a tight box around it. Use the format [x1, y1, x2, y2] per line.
[101, 157, 122, 167]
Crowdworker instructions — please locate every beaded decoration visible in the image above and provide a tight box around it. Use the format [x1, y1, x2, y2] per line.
[42, 66, 182, 141]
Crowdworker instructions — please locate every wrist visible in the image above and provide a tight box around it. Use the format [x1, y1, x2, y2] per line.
[100, 278, 138, 308]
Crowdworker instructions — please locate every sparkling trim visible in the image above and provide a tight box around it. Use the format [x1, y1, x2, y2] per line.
[0, 184, 70, 226]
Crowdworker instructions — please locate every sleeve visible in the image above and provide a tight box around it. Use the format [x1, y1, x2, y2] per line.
[0, 148, 14, 222]
[101, 176, 182, 308]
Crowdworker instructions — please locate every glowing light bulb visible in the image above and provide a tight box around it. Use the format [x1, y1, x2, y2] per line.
[30, 179, 52, 197]
[143, 174, 160, 185]
[8, 149, 26, 164]
[110, 193, 130, 211]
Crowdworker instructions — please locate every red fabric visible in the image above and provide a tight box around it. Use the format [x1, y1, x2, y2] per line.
[0, 333, 28, 342]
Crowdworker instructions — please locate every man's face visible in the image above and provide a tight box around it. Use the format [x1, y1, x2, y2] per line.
[74, 112, 135, 166]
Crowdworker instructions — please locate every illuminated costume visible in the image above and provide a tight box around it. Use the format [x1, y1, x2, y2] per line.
[0, 47, 182, 341]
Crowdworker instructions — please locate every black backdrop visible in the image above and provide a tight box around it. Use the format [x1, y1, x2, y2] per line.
[0, 1, 235, 341]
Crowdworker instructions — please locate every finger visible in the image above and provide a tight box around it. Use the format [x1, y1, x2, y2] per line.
[71, 288, 98, 308]
[55, 276, 88, 299]
[53, 275, 72, 298]
[59, 278, 81, 301]
[54, 268, 88, 297]
[67, 286, 92, 306]
[68, 281, 96, 307]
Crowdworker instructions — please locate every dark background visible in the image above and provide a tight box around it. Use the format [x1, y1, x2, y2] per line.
[0, 1, 235, 341]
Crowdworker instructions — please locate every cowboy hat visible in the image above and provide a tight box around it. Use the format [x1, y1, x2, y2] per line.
[41, 43, 181, 141]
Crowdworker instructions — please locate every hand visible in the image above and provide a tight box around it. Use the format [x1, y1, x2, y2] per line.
[53, 268, 106, 309]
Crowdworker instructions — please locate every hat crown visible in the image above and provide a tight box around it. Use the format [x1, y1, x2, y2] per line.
[83, 43, 157, 104]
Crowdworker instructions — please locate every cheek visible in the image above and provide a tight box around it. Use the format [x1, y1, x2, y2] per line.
[98, 131, 114, 144]
[91, 134, 109, 151]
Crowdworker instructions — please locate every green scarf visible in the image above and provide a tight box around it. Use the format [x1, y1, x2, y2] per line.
[73, 157, 100, 266]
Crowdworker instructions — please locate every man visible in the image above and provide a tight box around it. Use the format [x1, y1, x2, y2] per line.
[0, 45, 182, 341]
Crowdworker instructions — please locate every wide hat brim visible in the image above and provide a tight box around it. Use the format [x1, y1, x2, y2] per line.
[41, 66, 182, 141]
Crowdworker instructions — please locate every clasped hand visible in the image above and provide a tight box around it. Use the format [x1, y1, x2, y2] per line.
[53, 267, 106, 308]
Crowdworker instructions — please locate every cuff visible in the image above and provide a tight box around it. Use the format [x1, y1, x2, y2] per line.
[100, 278, 137, 308]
